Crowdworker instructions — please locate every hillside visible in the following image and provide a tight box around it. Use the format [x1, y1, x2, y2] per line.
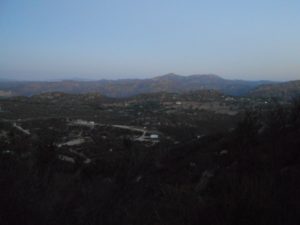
[0, 74, 272, 97]
[249, 80, 300, 100]
[1, 94, 300, 225]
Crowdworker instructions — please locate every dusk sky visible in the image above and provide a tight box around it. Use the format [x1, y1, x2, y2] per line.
[0, 0, 300, 81]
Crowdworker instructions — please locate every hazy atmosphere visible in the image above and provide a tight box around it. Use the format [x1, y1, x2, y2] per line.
[1, 0, 300, 80]
[1, 2, 300, 225]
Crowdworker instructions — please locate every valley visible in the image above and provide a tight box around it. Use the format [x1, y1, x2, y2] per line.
[1, 87, 300, 225]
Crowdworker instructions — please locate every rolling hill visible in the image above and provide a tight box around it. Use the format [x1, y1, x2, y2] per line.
[249, 80, 300, 100]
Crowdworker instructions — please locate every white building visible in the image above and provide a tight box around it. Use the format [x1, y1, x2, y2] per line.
[150, 134, 159, 139]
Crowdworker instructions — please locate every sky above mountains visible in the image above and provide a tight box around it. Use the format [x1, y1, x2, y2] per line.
[0, 0, 300, 81]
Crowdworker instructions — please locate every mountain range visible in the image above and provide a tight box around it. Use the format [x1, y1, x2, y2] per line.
[0, 73, 298, 98]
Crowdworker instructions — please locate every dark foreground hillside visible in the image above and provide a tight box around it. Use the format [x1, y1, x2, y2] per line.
[1, 100, 300, 225]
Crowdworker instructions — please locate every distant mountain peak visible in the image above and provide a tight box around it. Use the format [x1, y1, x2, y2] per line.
[153, 73, 224, 81]
[162, 73, 180, 76]
[153, 73, 183, 80]
[189, 74, 223, 79]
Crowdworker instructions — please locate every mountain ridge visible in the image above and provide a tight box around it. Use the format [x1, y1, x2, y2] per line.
[0, 73, 278, 97]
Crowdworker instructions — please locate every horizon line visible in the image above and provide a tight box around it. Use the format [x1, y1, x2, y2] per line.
[0, 73, 293, 82]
